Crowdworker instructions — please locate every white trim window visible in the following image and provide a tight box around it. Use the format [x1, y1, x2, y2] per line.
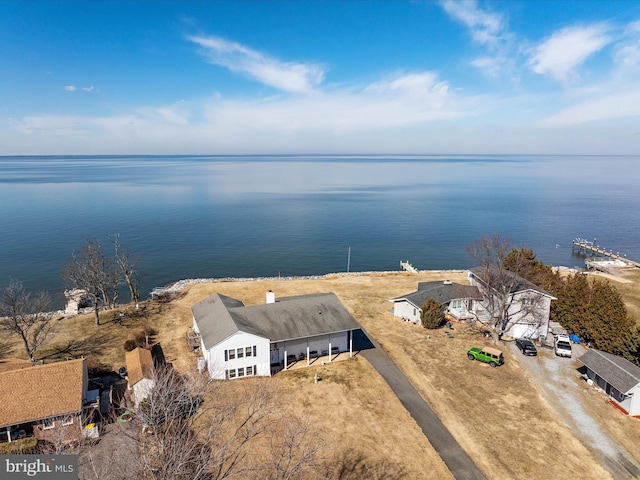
[61, 416, 74, 426]
[225, 345, 257, 361]
[237, 367, 245, 378]
[42, 418, 55, 430]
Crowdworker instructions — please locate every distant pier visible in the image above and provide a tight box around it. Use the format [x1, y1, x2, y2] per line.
[572, 238, 640, 268]
[400, 260, 418, 273]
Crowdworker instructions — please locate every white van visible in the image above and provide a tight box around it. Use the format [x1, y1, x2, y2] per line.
[554, 335, 572, 357]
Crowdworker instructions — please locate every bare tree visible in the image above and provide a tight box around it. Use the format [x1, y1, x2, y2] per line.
[63, 238, 119, 325]
[110, 233, 141, 304]
[0, 279, 54, 364]
[264, 414, 324, 480]
[467, 234, 548, 336]
[134, 368, 286, 480]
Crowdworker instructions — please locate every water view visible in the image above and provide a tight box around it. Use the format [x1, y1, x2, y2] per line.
[1, 154, 638, 307]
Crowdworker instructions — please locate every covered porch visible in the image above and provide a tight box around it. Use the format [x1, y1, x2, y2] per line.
[269, 329, 356, 375]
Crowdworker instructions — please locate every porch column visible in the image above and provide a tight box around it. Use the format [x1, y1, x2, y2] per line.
[284, 348, 288, 370]
[307, 345, 310, 366]
[6, 426, 11, 443]
[329, 340, 332, 362]
[349, 330, 353, 357]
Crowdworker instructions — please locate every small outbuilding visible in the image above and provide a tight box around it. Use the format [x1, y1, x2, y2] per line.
[578, 348, 640, 416]
[125, 347, 156, 408]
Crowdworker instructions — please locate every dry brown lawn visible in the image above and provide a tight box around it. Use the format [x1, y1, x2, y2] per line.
[5, 268, 640, 479]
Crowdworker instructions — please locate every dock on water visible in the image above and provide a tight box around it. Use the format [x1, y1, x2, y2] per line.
[572, 238, 640, 268]
[400, 260, 418, 273]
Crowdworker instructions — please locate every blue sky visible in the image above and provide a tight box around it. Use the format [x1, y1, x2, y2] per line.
[2, 0, 640, 155]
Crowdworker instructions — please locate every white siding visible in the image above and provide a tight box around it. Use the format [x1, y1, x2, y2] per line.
[392, 300, 420, 324]
[206, 332, 270, 380]
[132, 378, 155, 408]
[627, 385, 640, 416]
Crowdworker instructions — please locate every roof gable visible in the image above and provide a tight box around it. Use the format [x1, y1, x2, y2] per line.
[192, 292, 361, 346]
[391, 282, 482, 308]
[0, 359, 87, 428]
[579, 349, 640, 394]
[192, 293, 246, 349]
[468, 266, 555, 298]
[125, 347, 155, 386]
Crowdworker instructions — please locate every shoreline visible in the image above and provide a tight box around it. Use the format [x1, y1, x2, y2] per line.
[150, 269, 470, 297]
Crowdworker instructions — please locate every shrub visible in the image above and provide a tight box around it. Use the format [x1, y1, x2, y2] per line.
[420, 299, 446, 329]
[124, 339, 137, 352]
[0, 437, 38, 454]
[86, 356, 111, 376]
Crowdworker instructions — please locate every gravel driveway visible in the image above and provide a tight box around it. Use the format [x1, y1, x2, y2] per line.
[507, 341, 640, 479]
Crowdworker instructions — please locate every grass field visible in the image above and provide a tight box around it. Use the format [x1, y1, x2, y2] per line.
[4, 268, 640, 479]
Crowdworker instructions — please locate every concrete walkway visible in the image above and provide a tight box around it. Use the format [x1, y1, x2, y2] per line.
[360, 333, 487, 480]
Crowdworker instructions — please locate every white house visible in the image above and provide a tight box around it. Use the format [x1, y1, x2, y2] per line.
[579, 348, 640, 416]
[191, 291, 362, 380]
[467, 266, 556, 340]
[125, 347, 156, 408]
[390, 281, 483, 324]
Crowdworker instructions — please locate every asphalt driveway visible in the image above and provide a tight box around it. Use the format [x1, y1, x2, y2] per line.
[360, 331, 487, 480]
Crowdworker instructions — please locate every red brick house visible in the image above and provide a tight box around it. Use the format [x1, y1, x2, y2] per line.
[0, 358, 98, 444]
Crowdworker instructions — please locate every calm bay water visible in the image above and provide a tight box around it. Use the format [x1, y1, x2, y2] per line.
[1, 154, 639, 308]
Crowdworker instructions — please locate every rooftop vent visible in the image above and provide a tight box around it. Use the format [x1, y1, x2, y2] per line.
[443, 280, 453, 285]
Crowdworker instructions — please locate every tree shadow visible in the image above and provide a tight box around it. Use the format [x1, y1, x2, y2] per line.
[325, 450, 408, 480]
[38, 333, 112, 361]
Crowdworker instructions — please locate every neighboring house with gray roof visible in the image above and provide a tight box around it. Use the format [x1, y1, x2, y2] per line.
[192, 291, 361, 379]
[390, 280, 483, 325]
[579, 348, 640, 416]
[467, 266, 556, 340]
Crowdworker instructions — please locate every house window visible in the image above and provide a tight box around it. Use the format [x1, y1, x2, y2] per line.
[42, 418, 55, 430]
[237, 367, 245, 377]
[452, 300, 462, 310]
[237, 348, 244, 358]
[246, 365, 254, 376]
[228, 349, 236, 360]
[246, 346, 252, 357]
[228, 369, 236, 379]
[61, 416, 74, 426]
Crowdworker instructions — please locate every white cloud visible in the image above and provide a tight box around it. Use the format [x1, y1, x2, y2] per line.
[471, 56, 502, 77]
[5, 71, 477, 154]
[187, 35, 325, 94]
[64, 85, 76, 91]
[439, 0, 504, 46]
[528, 24, 612, 81]
[614, 19, 640, 68]
[82, 86, 95, 92]
[544, 87, 640, 125]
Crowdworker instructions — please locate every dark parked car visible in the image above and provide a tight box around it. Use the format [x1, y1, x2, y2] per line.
[515, 338, 537, 356]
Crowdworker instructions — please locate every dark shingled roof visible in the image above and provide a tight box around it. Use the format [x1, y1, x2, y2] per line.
[468, 266, 555, 298]
[391, 281, 482, 308]
[192, 292, 361, 348]
[578, 348, 640, 394]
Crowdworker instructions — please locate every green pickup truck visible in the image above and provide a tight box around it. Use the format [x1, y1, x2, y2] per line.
[467, 347, 504, 367]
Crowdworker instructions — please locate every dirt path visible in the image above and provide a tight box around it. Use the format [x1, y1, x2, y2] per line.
[506, 341, 640, 479]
